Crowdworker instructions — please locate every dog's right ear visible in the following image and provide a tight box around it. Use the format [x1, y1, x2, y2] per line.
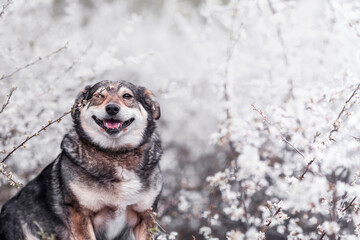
[137, 86, 161, 120]
[71, 85, 91, 119]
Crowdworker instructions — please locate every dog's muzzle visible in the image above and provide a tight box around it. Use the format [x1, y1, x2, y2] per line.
[92, 114, 135, 135]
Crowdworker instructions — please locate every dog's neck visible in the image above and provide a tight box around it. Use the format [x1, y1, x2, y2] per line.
[61, 130, 148, 182]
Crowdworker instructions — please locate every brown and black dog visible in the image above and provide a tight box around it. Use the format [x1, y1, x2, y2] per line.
[0, 80, 163, 240]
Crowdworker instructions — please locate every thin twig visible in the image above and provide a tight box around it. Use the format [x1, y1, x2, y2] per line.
[251, 104, 306, 160]
[267, 0, 276, 14]
[0, 43, 68, 81]
[0, 87, 16, 114]
[329, 83, 360, 141]
[220, 5, 243, 161]
[261, 207, 281, 233]
[301, 83, 360, 180]
[0, 0, 12, 19]
[342, 196, 357, 212]
[298, 158, 315, 181]
[148, 209, 167, 233]
[319, 196, 357, 239]
[0, 162, 22, 188]
[52, 42, 93, 84]
[1, 109, 72, 164]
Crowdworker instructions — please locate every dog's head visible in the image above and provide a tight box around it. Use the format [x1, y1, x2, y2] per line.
[72, 80, 160, 151]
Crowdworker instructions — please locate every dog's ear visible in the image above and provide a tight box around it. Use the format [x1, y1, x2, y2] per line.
[138, 87, 161, 120]
[71, 85, 91, 119]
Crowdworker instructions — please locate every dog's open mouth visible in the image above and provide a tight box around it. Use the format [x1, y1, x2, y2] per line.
[92, 116, 135, 134]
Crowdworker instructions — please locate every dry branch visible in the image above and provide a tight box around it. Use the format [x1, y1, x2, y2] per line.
[1, 109, 72, 164]
[0, 0, 12, 19]
[0, 87, 16, 115]
[0, 43, 68, 81]
[261, 207, 281, 233]
[319, 196, 357, 239]
[300, 83, 360, 180]
[251, 104, 306, 160]
[328, 83, 360, 141]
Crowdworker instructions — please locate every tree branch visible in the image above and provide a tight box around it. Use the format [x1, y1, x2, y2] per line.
[328, 83, 360, 141]
[0, 0, 12, 19]
[251, 104, 306, 160]
[1, 109, 72, 164]
[0, 43, 68, 81]
[0, 87, 16, 115]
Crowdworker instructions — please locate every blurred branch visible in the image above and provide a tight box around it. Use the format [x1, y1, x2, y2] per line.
[300, 83, 360, 180]
[319, 196, 357, 239]
[219, 4, 243, 161]
[1, 109, 72, 164]
[251, 104, 306, 160]
[52, 42, 93, 84]
[0, 87, 16, 115]
[267, 0, 276, 14]
[342, 196, 356, 212]
[0, 43, 68, 81]
[0, 0, 12, 19]
[261, 207, 281, 233]
[328, 83, 360, 141]
[298, 158, 315, 180]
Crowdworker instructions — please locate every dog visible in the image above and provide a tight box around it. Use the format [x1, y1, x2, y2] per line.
[0, 80, 163, 240]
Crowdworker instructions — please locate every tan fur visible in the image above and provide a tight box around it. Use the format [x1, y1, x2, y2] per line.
[68, 207, 96, 240]
[77, 137, 147, 172]
[133, 211, 156, 240]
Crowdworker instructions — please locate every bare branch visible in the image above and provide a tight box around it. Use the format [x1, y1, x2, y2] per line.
[267, 0, 276, 14]
[0, 0, 12, 19]
[298, 158, 315, 180]
[329, 83, 360, 141]
[342, 196, 356, 212]
[319, 196, 357, 239]
[218, 5, 243, 161]
[251, 104, 306, 160]
[1, 109, 72, 164]
[261, 207, 281, 233]
[300, 83, 360, 180]
[0, 43, 68, 81]
[148, 209, 167, 233]
[52, 42, 93, 84]
[0, 87, 16, 114]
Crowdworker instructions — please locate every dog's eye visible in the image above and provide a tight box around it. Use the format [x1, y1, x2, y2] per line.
[94, 94, 104, 99]
[123, 93, 133, 100]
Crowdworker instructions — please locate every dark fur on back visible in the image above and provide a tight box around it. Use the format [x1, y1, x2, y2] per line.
[0, 80, 163, 240]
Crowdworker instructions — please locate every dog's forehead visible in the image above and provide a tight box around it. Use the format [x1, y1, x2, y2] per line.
[91, 80, 137, 95]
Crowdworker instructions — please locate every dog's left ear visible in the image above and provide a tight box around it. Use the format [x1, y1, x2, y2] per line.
[138, 87, 161, 120]
[71, 85, 91, 119]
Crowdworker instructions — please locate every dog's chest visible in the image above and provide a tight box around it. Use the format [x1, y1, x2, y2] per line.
[70, 168, 145, 211]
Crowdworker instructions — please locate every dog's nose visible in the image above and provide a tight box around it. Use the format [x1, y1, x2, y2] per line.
[105, 104, 120, 115]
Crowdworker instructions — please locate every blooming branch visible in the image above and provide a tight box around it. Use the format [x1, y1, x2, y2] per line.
[0, 43, 68, 81]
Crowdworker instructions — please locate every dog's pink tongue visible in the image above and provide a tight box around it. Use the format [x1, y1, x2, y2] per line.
[104, 120, 121, 129]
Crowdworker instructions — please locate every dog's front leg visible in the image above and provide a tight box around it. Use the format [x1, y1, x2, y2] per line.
[68, 207, 96, 240]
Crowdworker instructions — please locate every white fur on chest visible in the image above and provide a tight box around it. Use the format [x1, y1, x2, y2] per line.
[70, 169, 144, 211]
